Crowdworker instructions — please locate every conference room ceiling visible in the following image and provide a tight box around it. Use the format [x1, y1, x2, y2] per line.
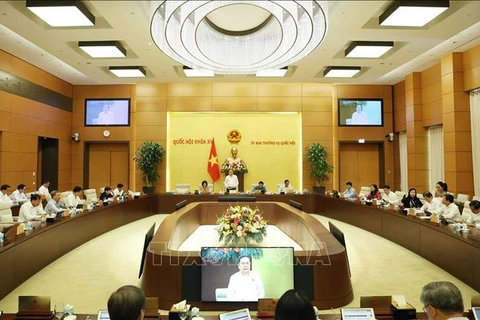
[1, 1, 480, 86]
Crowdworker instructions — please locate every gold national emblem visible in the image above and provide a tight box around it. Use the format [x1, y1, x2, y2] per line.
[227, 129, 242, 144]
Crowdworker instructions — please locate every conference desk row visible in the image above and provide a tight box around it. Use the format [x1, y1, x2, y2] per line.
[1, 193, 480, 305]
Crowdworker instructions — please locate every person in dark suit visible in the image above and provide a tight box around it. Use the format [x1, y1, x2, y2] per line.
[401, 188, 423, 208]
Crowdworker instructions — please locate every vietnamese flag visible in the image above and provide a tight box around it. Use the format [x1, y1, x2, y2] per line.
[207, 138, 221, 182]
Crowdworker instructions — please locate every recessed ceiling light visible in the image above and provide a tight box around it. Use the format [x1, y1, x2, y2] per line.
[345, 41, 394, 58]
[79, 41, 127, 58]
[183, 66, 214, 77]
[256, 67, 288, 77]
[26, 0, 95, 27]
[379, 0, 449, 27]
[323, 66, 361, 78]
[109, 66, 146, 78]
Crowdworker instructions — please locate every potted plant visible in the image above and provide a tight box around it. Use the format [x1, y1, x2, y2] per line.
[134, 141, 165, 194]
[306, 143, 333, 194]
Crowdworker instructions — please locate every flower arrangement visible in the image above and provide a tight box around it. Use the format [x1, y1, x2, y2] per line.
[221, 159, 248, 174]
[216, 205, 267, 246]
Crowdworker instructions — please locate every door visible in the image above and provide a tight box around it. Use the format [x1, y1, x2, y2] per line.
[339, 143, 380, 192]
[38, 137, 59, 191]
[87, 143, 129, 192]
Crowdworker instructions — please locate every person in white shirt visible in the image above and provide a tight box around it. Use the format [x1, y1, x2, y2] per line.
[279, 179, 294, 194]
[420, 281, 467, 320]
[350, 105, 368, 125]
[382, 185, 398, 205]
[0, 184, 14, 206]
[435, 194, 461, 223]
[45, 191, 68, 215]
[113, 183, 125, 198]
[10, 184, 28, 204]
[343, 181, 356, 199]
[18, 194, 45, 223]
[466, 200, 480, 226]
[227, 256, 264, 301]
[67, 186, 85, 207]
[97, 104, 115, 124]
[224, 169, 239, 192]
[38, 181, 50, 197]
[420, 191, 442, 213]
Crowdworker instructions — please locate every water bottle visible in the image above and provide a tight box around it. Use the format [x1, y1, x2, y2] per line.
[0, 232, 4, 244]
[27, 221, 33, 231]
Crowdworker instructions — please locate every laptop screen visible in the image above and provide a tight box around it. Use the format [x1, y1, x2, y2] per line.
[341, 308, 376, 320]
[472, 307, 480, 320]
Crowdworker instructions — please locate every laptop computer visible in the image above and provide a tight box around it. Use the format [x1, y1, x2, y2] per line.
[97, 310, 110, 320]
[360, 296, 392, 315]
[219, 308, 251, 320]
[472, 307, 480, 320]
[341, 308, 376, 320]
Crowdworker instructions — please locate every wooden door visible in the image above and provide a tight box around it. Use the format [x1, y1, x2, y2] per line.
[339, 143, 380, 192]
[88, 143, 129, 192]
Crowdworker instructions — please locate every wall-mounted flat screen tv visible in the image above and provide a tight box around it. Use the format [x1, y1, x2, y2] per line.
[338, 99, 383, 126]
[85, 99, 130, 126]
[200, 247, 294, 302]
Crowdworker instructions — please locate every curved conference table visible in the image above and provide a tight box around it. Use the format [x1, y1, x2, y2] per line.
[2, 193, 480, 306]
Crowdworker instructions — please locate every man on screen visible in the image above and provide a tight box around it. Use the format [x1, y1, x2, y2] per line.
[350, 105, 368, 124]
[227, 256, 265, 301]
[97, 104, 115, 124]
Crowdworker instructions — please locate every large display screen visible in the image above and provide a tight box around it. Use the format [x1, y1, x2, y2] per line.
[85, 99, 130, 126]
[338, 99, 383, 126]
[201, 247, 294, 302]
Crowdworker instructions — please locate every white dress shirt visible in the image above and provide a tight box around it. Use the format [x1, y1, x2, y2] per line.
[38, 185, 50, 196]
[113, 188, 124, 197]
[227, 271, 265, 301]
[421, 198, 442, 212]
[466, 213, 480, 226]
[18, 201, 44, 222]
[435, 202, 461, 222]
[279, 184, 294, 193]
[0, 191, 13, 205]
[383, 191, 398, 205]
[11, 190, 28, 203]
[97, 110, 115, 124]
[224, 175, 239, 190]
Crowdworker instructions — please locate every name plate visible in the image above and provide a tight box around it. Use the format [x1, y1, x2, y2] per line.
[430, 215, 440, 224]
[408, 208, 416, 217]
[257, 298, 278, 318]
[389, 203, 395, 211]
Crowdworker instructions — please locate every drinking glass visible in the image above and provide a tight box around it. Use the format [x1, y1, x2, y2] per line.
[54, 303, 65, 320]
[178, 308, 188, 320]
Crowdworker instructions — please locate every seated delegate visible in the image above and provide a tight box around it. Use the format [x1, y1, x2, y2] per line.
[274, 289, 316, 320]
[401, 188, 423, 208]
[100, 186, 114, 202]
[434, 181, 448, 198]
[10, 184, 28, 204]
[279, 179, 294, 194]
[382, 185, 398, 205]
[420, 191, 442, 213]
[343, 181, 356, 199]
[366, 184, 382, 201]
[199, 180, 210, 194]
[252, 181, 267, 194]
[466, 200, 480, 227]
[45, 190, 68, 215]
[18, 194, 46, 223]
[435, 194, 461, 223]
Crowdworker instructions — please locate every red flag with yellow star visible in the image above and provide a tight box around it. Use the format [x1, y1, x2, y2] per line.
[207, 138, 220, 181]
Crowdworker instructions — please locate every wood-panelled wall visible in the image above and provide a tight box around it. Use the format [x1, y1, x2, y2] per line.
[0, 50, 73, 191]
[393, 42, 480, 196]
